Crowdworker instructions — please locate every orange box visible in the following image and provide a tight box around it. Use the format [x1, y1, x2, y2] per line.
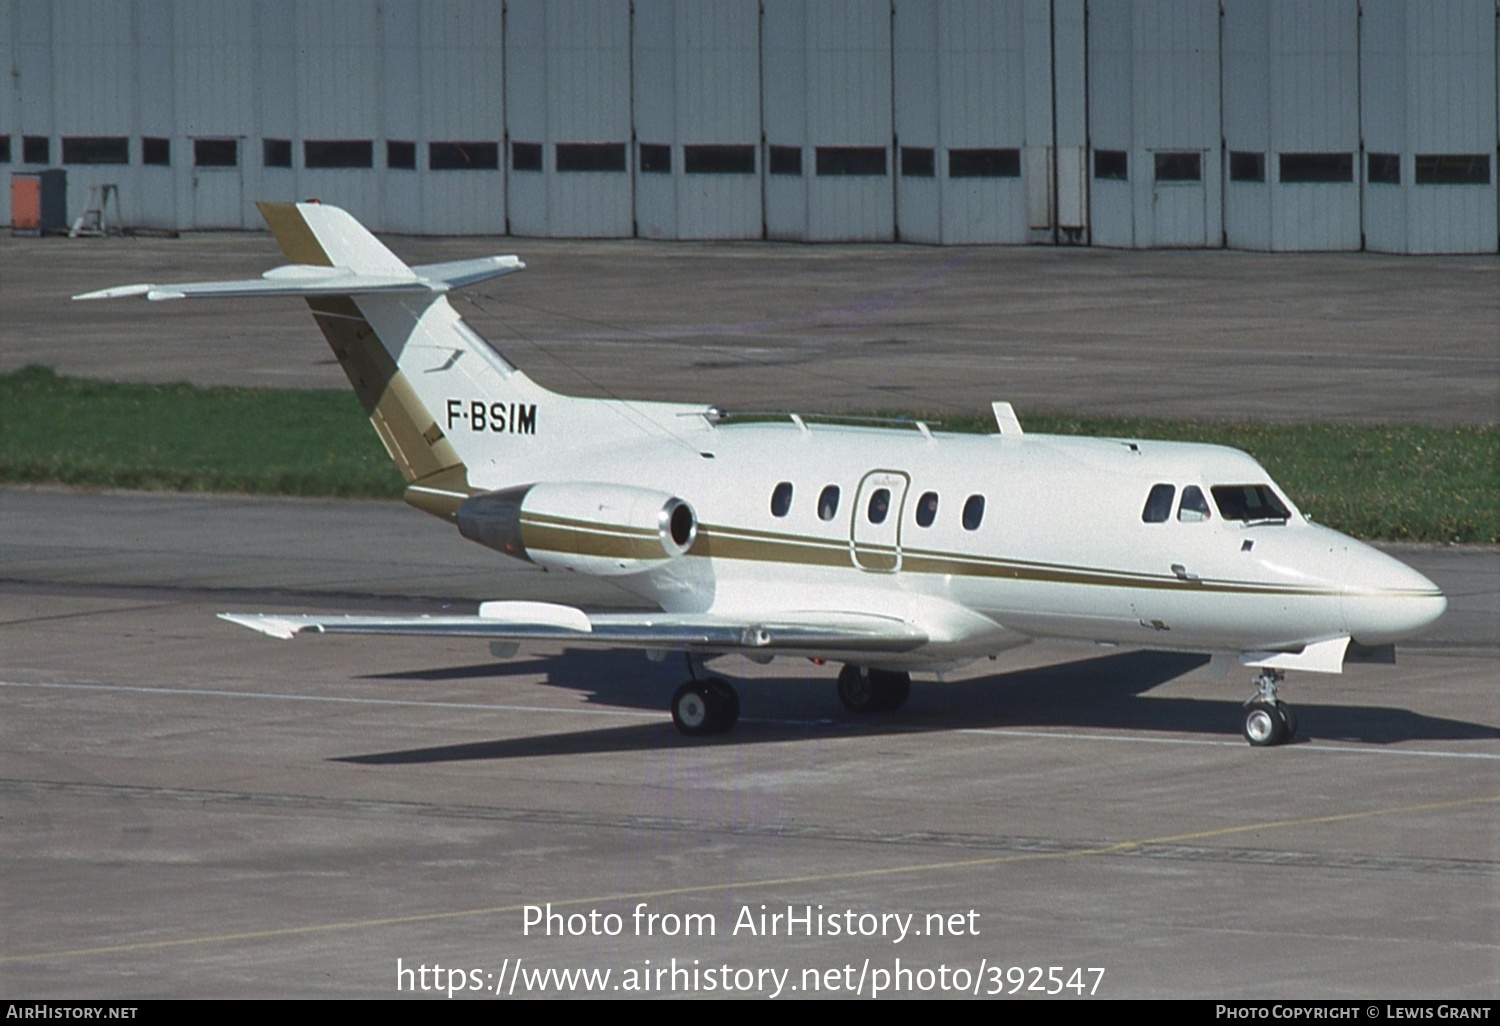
[11, 174, 40, 232]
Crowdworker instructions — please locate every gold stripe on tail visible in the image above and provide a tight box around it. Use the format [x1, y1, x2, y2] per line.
[259, 203, 475, 520]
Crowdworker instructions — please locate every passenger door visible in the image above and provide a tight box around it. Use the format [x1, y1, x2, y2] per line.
[850, 470, 910, 572]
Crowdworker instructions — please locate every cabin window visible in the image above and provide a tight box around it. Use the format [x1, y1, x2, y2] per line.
[915, 491, 938, 527]
[867, 488, 891, 525]
[962, 494, 985, 531]
[1212, 485, 1291, 522]
[770, 481, 793, 517]
[1142, 484, 1175, 523]
[1178, 485, 1211, 523]
[817, 485, 841, 522]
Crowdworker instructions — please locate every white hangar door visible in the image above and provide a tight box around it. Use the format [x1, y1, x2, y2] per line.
[1149, 149, 1209, 247]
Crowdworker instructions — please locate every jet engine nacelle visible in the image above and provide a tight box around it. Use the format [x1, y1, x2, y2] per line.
[456, 482, 697, 576]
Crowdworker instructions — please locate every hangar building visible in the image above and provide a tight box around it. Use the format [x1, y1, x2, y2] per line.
[3, 0, 1496, 252]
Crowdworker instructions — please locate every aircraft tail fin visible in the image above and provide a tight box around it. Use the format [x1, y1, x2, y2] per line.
[75, 202, 706, 523]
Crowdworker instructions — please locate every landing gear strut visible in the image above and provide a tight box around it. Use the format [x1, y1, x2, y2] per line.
[670, 656, 739, 736]
[836, 665, 912, 713]
[1242, 669, 1297, 747]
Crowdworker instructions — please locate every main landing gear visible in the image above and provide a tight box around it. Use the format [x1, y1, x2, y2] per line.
[1242, 669, 1299, 747]
[670, 655, 740, 736]
[667, 660, 914, 737]
[836, 664, 912, 714]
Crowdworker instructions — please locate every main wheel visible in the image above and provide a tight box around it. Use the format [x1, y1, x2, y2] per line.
[672, 681, 715, 736]
[1243, 701, 1287, 747]
[704, 677, 740, 731]
[871, 670, 911, 712]
[837, 664, 877, 712]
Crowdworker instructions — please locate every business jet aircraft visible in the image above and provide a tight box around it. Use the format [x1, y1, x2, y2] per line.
[77, 202, 1446, 746]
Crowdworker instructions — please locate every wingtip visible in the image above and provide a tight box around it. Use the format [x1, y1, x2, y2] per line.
[219, 612, 300, 640]
[72, 283, 155, 301]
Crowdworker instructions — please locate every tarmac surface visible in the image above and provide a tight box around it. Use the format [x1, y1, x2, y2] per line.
[5, 230, 1499, 424]
[1, 228, 1497, 999]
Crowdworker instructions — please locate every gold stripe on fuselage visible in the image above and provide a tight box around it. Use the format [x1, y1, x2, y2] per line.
[517, 517, 1357, 598]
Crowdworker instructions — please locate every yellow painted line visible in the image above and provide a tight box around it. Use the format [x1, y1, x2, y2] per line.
[7, 791, 1496, 964]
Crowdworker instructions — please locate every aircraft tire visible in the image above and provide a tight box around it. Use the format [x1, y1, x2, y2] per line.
[837, 664, 878, 713]
[872, 670, 911, 712]
[672, 681, 716, 736]
[704, 677, 739, 731]
[1276, 703, 1298, 740]
[1243, 701, 1287, 747]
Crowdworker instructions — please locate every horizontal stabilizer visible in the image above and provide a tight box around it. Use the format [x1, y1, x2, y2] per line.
[220, 607, 927, 654]
[412, 255, 525, 289]
[73, 256, 522, 303]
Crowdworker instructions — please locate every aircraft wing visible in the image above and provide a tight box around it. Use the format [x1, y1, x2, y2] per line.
[219, 601, 929, 654]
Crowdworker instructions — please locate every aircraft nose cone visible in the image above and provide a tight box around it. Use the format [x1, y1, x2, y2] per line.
[1339, 544, 1446, 645]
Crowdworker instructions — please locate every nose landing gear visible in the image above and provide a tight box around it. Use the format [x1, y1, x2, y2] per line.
[1242, 669, 1298, 747]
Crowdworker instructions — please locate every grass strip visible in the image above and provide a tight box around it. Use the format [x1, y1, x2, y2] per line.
[2, 366, 1495, 542]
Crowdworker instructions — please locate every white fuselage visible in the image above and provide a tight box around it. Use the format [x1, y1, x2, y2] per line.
[464, 410, 1446, 669]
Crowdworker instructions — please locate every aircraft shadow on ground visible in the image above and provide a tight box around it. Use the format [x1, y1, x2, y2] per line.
[340, 649, 1498, 765]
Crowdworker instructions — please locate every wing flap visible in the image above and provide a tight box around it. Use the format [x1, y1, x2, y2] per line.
[219, 604, 927, 654]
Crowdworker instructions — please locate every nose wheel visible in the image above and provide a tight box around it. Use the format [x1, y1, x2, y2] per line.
[1242, 670, 1298, 747]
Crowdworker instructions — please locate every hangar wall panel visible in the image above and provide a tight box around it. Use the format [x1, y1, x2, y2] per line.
[805, 0, 894, 241]
[905, 1, 1033, 244]
[419, 0, 506, 234]
[1136, 0, 1220, 248]
[506, 0, 632, 237]
[0, 2, 14, 221]
[1052, 0, 1089, 238]
[893, 0, 940, 242]
[3, 0, 1495, 248]
[1267, 0, 1360, 250]
[47, 2, 140, 227]
[380, 0, 423, 233]
[1087, 0, 1221, 248]
[504, 0, 549, 234]
[254, 0, 299, 222]
[131, 0, 176, 230]
[1222, 0, 1272, 250]
[174, 1, 255, 228]
[1087, 1, 1135, 247]
[1361, 0, 1498, 253]
[633, 0, 762, 239]
[761, 0, 810, 240]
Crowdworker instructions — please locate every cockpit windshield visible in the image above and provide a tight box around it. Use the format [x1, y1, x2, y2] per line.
[1211, 484, 1292, 522]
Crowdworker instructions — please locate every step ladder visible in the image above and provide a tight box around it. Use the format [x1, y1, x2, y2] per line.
[69, 183, 122, 237]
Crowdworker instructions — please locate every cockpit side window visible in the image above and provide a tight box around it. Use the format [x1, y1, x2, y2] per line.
[818, 485, 841, 522]
[1178, 485, 1212, 523]
[770, 481, 793, 517]
[1212, 484, 1292, 522]
[1142, 484, 1175, 523]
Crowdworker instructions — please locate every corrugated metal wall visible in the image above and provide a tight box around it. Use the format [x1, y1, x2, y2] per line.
[1090, 0, 1222, 249]
[3, 0, 1496, 251]
[893, 1, 1040, 245]
[1225, 0, 1365, 252]
[1361, 0, 1497, 254]
[633, 0, 762, 240]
